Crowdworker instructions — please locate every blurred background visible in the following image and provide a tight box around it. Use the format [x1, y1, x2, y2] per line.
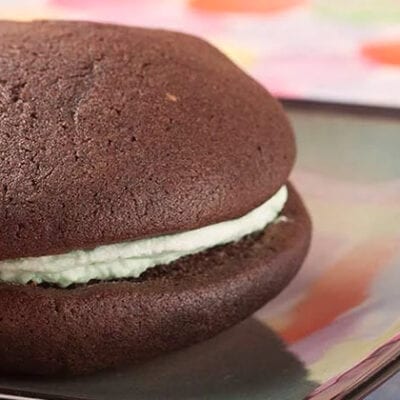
[1, 0, 400, 107]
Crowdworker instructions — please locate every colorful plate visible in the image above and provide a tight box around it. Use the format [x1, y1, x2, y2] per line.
[0, 102, 399, 399]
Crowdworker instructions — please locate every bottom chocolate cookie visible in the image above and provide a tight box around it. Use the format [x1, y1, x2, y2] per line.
[0, 184, 311, 375]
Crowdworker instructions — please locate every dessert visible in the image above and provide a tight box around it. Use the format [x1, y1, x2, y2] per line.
[0, 20, 311, 375]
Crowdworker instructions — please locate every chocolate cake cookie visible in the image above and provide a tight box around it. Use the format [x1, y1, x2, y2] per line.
[0, 20, 311, 375]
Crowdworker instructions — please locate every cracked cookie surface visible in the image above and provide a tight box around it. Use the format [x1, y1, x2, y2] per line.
[0, 20, 295, 260]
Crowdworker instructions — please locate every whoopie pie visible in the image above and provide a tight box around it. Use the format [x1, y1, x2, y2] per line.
[0, 20, 311, 375]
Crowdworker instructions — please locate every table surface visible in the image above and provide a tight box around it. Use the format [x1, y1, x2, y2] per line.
[364, 370, 400, 400]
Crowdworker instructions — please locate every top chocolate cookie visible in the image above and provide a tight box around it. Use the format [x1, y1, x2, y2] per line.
[0, 21, 295, 260]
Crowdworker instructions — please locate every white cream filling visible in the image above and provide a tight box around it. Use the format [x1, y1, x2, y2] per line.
[0, 186, 287, 287]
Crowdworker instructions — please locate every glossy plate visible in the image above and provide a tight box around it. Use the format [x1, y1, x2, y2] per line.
[0, 102, 399, 400]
